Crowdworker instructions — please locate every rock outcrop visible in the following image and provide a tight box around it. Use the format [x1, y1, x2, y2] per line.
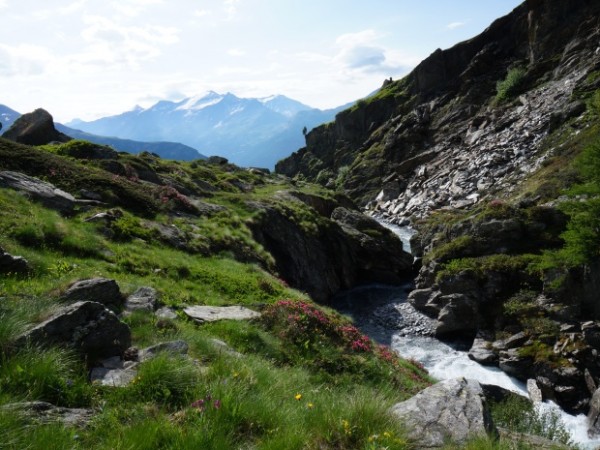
[276, 0, 600, 212]
[0, 171, 76, 214]
[3, 108, 71, 146]
[0, 246, 30, 275]
[16, 301, 131, 361]
[248, 192, 412, 302]
[61, 278, 124, 313]
[124, 286, 159, 312]
[183, 306, 261, 324]
[390, 378, 496, 448]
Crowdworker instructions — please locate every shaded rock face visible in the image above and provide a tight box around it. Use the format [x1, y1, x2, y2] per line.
[61, 278, 124, 313]
[0, 247, 30, 275]
[0, 171, 76, 214]
[277, 0, 600, 211]
[248, 198, 412, 303]
[16, 301, 131, 361]
[3, 108, 71, 146]
[390, 378, 496, 448]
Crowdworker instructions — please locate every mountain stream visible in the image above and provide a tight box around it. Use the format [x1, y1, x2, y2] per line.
[331, 221, 600, 449]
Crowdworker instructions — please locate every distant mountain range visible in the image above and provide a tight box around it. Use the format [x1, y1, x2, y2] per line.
[0, 105, 20, 131]
[0, 105, 206, 161]
[67, 92, 352, 168]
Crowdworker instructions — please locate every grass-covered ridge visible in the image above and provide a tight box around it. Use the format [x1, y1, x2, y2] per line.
[0, 138, 434, 449]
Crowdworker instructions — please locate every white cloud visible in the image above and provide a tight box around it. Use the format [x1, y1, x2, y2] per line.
[194, 9, 210, 18]
[294, 51, 330, 63]
[0, 0, 8, 9]
[0, 43, 53, 77]
[59, 0, 87, 15]
[335, 29, 381, 48]
[110, 0, 163, 17]
[79, 15, 179, 68]
[446, 21, 466, 30]
[227, 48, 245, 57]
[223, 0, 240, 19]
[334, 30, 400, 73]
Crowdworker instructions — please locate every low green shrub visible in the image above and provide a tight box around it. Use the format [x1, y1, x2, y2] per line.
[490, 395, 574, 446]
[261, 300, 431, 392]
[496, 67, 526, 102]
[503, 290, 538, 317]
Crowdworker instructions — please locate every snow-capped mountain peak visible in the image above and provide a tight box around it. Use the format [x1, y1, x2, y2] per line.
[176, 91, 225, 111]
[258, 95, 312, 118]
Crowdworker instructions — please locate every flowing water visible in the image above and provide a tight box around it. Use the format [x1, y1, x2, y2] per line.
[332, 221, 600, 448]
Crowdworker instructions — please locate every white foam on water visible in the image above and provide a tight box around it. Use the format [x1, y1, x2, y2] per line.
[379, 222, 600, 449]
[392, 332, 600, 449]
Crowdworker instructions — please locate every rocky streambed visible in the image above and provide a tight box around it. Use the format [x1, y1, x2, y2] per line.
[332, 281, 600, 449]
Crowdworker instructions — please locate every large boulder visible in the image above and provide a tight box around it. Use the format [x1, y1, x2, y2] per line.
[61, 278, 123, 313]
[0, 171, 76, 214]
[390, 378, 497, 448]
[468, 334, 498, 366]
[434, 293, 478, 338]
[3, 108, 71, 145]
[16, 301, 131, 360]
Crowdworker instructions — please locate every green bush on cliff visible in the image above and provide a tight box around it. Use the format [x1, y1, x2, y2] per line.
[540, 136, 600, 268]
[490, 395, 574, 446]
[495, 67, 526, 102]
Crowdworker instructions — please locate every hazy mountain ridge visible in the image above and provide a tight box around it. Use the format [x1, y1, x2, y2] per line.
[0, 104, 206, 161]
[68, 92, 349, 168]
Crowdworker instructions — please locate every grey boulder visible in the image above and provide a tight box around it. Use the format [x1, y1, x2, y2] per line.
[184, 305, 260, 323]
[0, 247, 30, 275]
[390, 377, 496, 448]
[16, 301, 131, 360]
[61, 278, 123, 313]
[125, 286, 159, 312]
[0, 171, 75, 214]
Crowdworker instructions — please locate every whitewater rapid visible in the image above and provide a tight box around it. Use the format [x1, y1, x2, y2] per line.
[335, 220, 600, 448]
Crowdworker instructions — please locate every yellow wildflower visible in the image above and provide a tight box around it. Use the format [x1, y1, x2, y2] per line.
[295, 393, 302, 401]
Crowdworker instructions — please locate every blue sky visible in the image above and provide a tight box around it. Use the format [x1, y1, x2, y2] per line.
[0, 0, 523, 122]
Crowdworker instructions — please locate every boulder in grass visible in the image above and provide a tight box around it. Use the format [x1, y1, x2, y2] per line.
[0, 247, 30, 275]
[184, 305, 260, 324]
[0, 171, 75, 214]
[61, 278, 123, 313]
[2, 108, 71, 146]
[125, 287, 159, 312]
[390, 378, 496, 448]
[16, 301, 131, 361]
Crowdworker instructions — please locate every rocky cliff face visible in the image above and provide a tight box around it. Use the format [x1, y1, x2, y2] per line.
[277, 0, 600, 212]
[247, 191, 413, 303]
